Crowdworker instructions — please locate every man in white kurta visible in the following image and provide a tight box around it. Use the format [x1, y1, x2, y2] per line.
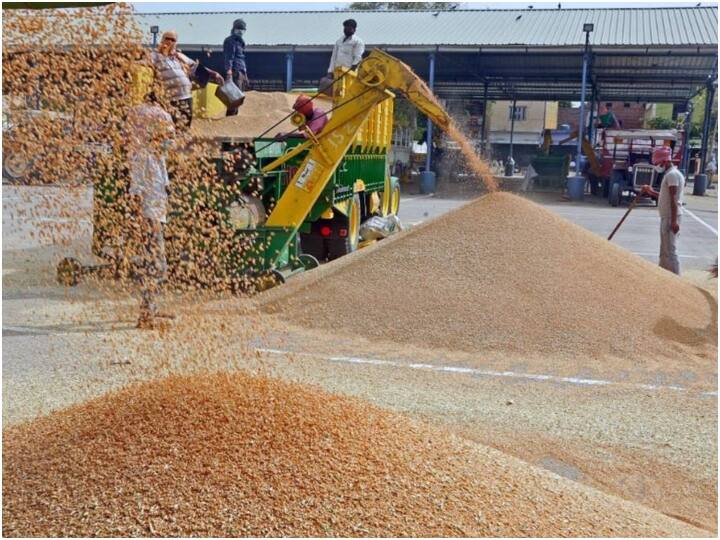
[126, 95, 176, 328]
[640, 146, 685, 275]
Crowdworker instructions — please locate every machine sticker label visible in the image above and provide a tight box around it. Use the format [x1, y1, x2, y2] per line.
[296, 159, 323, 192]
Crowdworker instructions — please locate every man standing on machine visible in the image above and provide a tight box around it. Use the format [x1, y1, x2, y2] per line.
[223, 18, 250, 116]
[327, 19, 365, 76]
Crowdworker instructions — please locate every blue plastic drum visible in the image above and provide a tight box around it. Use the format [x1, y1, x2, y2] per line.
[420, 171, 436, 194]
[567, 175, 586, 201]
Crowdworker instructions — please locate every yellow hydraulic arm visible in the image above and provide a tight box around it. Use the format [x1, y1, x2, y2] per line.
[558, 129, 602, 176]
[264, 49, 452, 232]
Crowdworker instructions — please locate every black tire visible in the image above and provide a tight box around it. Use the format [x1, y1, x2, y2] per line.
[390, 182, 401, 215]
[57, 257, 82, 286]
[299, 232, 326, 262]
[326, 237, 352, 261]
[609, 170, 625, 207]
[588, 175, 600, 196]
[3, 152, 31, 184]
[298, 253, 320, 270]
[609, 181, 622, 207]
[327, 195, 361, 261]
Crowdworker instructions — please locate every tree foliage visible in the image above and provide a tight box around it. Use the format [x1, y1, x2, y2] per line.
[348, 2, 460, 10]
[646, 116, 676, 130]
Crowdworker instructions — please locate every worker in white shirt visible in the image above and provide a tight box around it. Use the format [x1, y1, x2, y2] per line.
[640, 146, 685, 275]
[326, 19, 365, 77]
[126, 66, 177, 329]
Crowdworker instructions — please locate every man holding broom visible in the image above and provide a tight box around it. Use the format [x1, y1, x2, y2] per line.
[640, 146, 685, 275]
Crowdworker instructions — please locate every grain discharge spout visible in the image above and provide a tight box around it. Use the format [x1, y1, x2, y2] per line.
[263, 48, 497, 274]
[357, 50, 497, 192]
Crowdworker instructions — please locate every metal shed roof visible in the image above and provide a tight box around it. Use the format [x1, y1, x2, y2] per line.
[136, 7, 717, 104]
[136, 7, 717, 49]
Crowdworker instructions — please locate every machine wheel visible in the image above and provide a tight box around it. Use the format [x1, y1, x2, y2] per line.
[3, 152, 31, 183]
[602, 178, 610, 198]
[326, 237, 351, 261]
[270, 269, 286, 285]
[300, 232, 327, 262]
[228, 195, 266, 229]
[588, 175, 600, 196]
[381, 177, 401, 216]
[609, 171, 625, 207]
[57, 257, 82, 286]
[298, 253, 320, 270]
[390, 182, 401, 215]
[327, 195, 361, 261]
[251, 270, 284, 292]
[609, 181, 622, 207]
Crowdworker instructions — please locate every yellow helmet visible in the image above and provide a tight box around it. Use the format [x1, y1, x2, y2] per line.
[130, 64, 155, 105]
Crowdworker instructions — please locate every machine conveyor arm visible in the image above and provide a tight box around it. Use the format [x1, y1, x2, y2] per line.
[260, 49, 454, 269]
[356, 49, 452, 133]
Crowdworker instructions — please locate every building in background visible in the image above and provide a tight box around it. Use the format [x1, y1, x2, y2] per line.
[557, 101, 651, 131]
[487, 101, 558, 167]
[135, 7, 716, 181]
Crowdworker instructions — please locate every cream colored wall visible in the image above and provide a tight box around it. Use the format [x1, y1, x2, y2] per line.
[489, 101, 558, 132]
[544, 102, 558, 129]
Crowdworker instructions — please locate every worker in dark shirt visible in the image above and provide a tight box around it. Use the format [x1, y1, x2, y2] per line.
[223, 18, 249, 116]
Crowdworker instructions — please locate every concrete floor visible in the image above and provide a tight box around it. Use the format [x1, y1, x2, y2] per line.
[4, 184, 717, 270]
[2, 183, 718, 532]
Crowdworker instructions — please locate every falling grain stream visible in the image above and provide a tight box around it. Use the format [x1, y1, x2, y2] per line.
[2, 5, 715, 537]
[444, 121, 499, 192]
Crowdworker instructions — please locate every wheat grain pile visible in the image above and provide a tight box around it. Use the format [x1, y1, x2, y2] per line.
[191, 92, 335, 141]
[191, 91, 297, 141]
[267, 192, 716, 364]
[2, 372, 707, 537]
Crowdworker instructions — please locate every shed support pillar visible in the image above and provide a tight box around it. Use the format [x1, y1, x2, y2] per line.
[576, 37, 590, 176]
[700, 81, 716, 174]
[481, 81, 489, 157]
[425, 51, 436, 172]
[506, 98, 517, 176]
[587, 84, 597, 145]
[285, 50, 294, 92]
[680, 101, 693, 176]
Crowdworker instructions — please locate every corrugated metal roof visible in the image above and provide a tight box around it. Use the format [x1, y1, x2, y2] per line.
[136, 7, 718, 49]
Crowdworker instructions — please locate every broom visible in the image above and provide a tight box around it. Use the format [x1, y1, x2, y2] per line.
[607, 196, 640, 241]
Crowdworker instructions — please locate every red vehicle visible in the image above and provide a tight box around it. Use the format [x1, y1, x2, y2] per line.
[597, 129, 684, 206]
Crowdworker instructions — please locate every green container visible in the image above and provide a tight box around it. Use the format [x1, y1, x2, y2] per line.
[254, 139, 286, 159]
[531, 154, 570, 189]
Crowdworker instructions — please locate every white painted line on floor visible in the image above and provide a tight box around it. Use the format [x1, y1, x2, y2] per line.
[255, 347, 716, 397]
[403, 194, 435, 202]
[631, 251, 704, 259]
[684, 208, 718, 236]
[2, 325, 63, 337]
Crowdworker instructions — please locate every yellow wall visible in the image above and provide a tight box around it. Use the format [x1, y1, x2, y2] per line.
[192, 83, 227, 119]
[489, 100, 558, 132]
[544, 102, 558, 129]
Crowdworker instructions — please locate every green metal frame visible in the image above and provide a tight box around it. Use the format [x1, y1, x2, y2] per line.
[236, 137, 389, 274]
[91, 132, 391, 282]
